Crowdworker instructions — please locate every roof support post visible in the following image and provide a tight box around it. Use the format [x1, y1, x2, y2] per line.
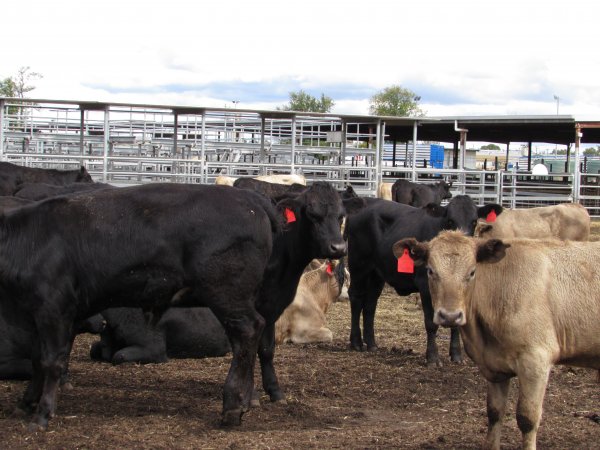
[291, 115, 297, 175]
[411, 121, 418, 181]
[173, 112, 178, 158]
[574, 124, 582, 202]
[340, 119, 347, 181]
[103, 106, 109, 182]
[259, 115, 266, 169]
[200, 111, 206, 183]
[375, 119, 383, 190]
[79, 108, 85, 155]
[0, 99, 4, 160]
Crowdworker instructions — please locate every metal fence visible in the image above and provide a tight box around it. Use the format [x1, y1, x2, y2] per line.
[2, 98, 600, 217]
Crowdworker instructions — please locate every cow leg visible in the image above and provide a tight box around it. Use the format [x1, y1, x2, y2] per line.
[29, 319, 73, 430]
[420, 291, 442, 367]
[216, 309, 265, 427]
[0, 359, 33, 380]
[448, 327, 463, 363]
[361, 274, 384, 351]
[516, 365, 551, 450]
[16, 341, 43, 415]
[484, 378, 511, 450]
[112, 344, 168, 365]
[258, 322, 286, 403]
[348, 272, 384, 351]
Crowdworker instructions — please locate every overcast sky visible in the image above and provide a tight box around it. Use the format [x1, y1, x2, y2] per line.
[2, 0, 599, 118]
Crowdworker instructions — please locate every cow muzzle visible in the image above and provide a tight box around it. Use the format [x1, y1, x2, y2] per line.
[434, 308, 465, 327]
[327, 241, 347, 259]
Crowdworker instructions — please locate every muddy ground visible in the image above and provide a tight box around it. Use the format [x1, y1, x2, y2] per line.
[1, 232, 599, 448]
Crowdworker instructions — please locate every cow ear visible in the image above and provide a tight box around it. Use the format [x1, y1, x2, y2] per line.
[392, 238, 428, 266]
[276, 197, 302, 223]
[475, 223, 493, 237]
[477, 203, 503, 219]
[423, 203, 445, 217]
[343, 197, 366, 215]
[476, 239, 510, 264]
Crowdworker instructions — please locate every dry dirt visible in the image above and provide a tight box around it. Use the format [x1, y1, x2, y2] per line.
[1, 228, 600, 449]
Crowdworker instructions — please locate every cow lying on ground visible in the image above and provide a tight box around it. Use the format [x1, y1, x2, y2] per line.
[391, 179, 452, 207]
[2, 183, 280, 430]
[393, 231, 600, 450]
[90, 307, 230, 364]
[378, 182, 393, 200]
[0, 161, 93, 195]
[234, 178, 307, 202]
[14, 181, 113, 201]
[475, 202, 590, 241]
[215, 173, 307, 186]
[275, 259, 346, 344]
[345, 196, 502, 366]
[91, 259, 349, 364]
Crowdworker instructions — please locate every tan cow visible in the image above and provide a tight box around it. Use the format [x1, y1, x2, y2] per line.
[275, 260, 346, 344]
[378, 182, 393, 200]
[393, 231, 600, 450]
[475, 203, 590, 241]
[215, 174, 306, 186]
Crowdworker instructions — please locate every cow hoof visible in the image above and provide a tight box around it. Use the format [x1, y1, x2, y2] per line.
[250, 391, 261, 408]
[61, 382, 74, 391]
[27, 418, 48, 432]
[451, 356, 465, 364]
[426, 359, 443, 368]
[220, 409, 243, 427]
[350, 344, 363, 352]
[366, 345, 378, 352]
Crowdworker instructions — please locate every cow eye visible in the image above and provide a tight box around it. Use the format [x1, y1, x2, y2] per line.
[426, 267, 434, 277]
[468, 269, 476, 279]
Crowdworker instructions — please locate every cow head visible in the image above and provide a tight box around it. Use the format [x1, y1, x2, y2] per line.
[277, 182, 348, 259]
[76, 166, 93, 183]
[424, 195, 503, 236]
[436, 180, 453, 200]
[392, 231, 510, 327]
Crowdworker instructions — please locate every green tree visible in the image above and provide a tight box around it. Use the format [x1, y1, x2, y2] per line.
[0, 67, 43, 121]
[369, 85, 425, 117]
[278, 90, 334, 113]
[480, 144, 501, 151]
[0, 66, 42, 98]
[583, 146, 600, 156]
[0, 77, 17, 97]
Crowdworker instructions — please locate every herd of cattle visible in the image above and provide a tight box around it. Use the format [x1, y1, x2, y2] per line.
[0, 161, 598, 449]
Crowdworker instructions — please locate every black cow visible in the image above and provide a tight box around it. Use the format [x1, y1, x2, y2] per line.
[233, 177, 307, 202]
[1, 183, 279, 430]
[248, 182, 352, 414]
[391, 179, 452, 207]
[90, 307, 230, 364]
[345, 195, 502, 366]
[0, 299, 105, 381]
[3, 181, 351, 429]
[0, 195, 34, 211]
[0, 161, 93, 195]
[14, 181, 113, 201]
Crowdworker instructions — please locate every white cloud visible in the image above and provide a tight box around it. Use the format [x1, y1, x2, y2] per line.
[3, 0, 600, 118]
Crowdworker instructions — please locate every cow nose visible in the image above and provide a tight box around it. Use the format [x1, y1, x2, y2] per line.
[329, 241, 347, 257]
[437, 309, 464, 327]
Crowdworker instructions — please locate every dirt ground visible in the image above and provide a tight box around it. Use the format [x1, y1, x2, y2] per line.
[1, 232, 599, 449]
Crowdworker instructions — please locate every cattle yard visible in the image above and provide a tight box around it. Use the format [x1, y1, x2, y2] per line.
[1, 281, 598, 448]
[3, 97, 600, 216]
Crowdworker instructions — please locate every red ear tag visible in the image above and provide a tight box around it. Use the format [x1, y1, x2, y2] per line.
[486, 210, 497, 222]
[284, 208, 296, 223]
[397, 248, 414, 274]
[326, 262, 334, 276]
